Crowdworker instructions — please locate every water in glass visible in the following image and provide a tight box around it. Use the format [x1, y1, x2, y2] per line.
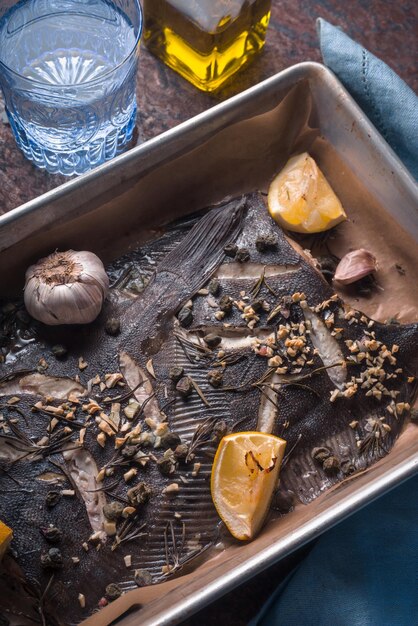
[0, 0, 142, 175]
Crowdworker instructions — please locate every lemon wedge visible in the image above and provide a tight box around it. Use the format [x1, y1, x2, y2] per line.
[211, 432, 286, 541]
[0, 520, 12, 560]
[268, 152, 347, 233]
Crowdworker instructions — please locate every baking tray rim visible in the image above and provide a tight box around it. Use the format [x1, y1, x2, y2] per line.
[0, 61, 416, 239]
[0, 61, 417, 626]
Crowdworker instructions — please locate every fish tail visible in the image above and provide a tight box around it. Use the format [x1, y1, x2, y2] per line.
[157, 196, 247, 293]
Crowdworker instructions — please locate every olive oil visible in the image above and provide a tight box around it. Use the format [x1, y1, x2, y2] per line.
[143, 0, 271, 92]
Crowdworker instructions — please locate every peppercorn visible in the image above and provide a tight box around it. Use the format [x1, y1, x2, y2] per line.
[105, 317, 121, 336]
[203, 333, 222, 349]
[134, 569, 153, 587]
[40, 526, 62, 544]
[169, 366, 184, 383]
[157, 457, 175, 477]
[255, 234, 277, 252]
[45, 490, 61, 508]
[105, 583, 122, 602]
[160, 432, 182, 450]
[103, 501, 124, 521]
[178, 307, 193, 328]
[176, 376, 193, 397]
[121, 445, 139, 459]
[311, 447, 331, 463]
[323, 456, 341, 473]
[208, 369, 223, 388]
[40, 548, 63, 570]
[212, 420, 228, 442]
[219, 295, 233, 313]
[174, 443, 189, 461]
[223, 243, 238, 258]
[208, 278, 220, 295]
[235, 248, 250, 263]
[51, 344, 68, 359]
[127, 482, 152, 506]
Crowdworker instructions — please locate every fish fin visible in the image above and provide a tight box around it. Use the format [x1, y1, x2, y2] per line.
[157, 196, 247, 294]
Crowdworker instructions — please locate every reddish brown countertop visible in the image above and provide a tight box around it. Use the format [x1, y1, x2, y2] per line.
[0, 0, 417, 216]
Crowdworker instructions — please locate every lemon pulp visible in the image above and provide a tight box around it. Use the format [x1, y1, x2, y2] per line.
[268, 152, 347, 234]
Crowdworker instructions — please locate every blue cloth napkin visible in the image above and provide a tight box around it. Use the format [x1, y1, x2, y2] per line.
[250, 20, 418, 626]
[250, 476, 418, 626]
[316, 19, 418, 180]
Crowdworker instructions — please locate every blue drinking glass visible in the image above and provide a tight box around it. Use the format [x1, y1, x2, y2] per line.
[0, 0, 142, 176]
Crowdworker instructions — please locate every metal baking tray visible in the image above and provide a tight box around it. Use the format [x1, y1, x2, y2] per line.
[0, 62, 417, 626]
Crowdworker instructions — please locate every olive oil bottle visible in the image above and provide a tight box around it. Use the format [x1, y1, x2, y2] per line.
[143, 0, 272, 92]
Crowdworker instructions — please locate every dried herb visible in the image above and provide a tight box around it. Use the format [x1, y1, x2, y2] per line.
[186, 416, 217, 462]
[189, 376, 211, 406]
[174, 330, 211, 363]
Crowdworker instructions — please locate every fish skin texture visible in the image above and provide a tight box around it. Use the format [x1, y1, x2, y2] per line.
[0, 193, 417, 625]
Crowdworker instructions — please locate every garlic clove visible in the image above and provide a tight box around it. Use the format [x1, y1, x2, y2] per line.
[24, 250, 109, 326]
[334, 249, 377, 285]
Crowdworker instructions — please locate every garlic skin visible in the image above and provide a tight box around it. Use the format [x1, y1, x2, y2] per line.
[24, 250, 109, 325]
[334, 249, 377, 285]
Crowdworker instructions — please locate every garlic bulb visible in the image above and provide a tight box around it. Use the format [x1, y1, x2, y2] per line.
[24, 250, 109, 325]
[334, 249, 377, 285]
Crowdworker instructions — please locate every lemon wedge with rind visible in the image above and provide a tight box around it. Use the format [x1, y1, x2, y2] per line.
[211, 432, 286, 541]
[268, 152, 347, 233]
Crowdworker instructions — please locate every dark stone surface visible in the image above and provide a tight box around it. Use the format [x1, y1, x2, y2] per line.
[0, 0, 416, 215]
